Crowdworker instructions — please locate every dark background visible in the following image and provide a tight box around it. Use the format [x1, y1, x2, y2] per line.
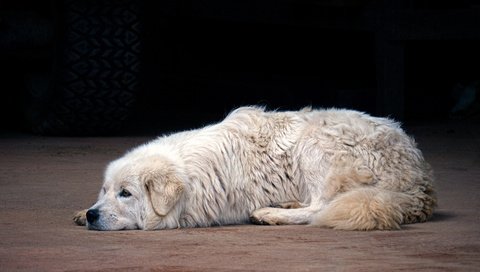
[1, 0, 480, 135]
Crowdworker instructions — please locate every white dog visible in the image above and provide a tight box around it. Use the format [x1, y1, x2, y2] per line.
[74, 106, 436, 231]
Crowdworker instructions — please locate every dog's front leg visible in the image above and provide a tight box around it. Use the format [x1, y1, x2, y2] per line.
[73, 209, 88, 226]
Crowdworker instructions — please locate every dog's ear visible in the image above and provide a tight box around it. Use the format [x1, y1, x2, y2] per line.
[144, 169, 184, 217]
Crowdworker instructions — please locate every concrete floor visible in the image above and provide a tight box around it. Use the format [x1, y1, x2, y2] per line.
[0, 123, 479, 271]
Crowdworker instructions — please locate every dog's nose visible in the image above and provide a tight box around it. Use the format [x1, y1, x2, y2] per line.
[86, 209, 99, 224]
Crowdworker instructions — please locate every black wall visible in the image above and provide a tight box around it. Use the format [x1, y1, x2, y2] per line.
[2, 1, 480, 134]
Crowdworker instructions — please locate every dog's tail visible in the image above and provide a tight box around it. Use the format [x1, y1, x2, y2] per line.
[311, 187, 433, 230]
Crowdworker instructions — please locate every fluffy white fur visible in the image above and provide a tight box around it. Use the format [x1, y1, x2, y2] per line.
[74, 106, 436, 231]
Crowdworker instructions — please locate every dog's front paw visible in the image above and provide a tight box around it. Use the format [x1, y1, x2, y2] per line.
[250, 208, 283, 225]
[73, 209, 88, 226]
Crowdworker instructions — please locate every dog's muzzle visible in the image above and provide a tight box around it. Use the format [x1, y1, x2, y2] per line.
[86, 209, 100, 224]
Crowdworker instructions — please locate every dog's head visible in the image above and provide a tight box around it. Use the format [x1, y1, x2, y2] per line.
[86, 155, 185, 230]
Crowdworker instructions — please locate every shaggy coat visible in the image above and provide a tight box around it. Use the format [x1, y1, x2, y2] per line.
[75, 107, 436, 231]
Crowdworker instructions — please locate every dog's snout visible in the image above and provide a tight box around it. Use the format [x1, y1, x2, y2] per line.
[86, 209, 99, 224]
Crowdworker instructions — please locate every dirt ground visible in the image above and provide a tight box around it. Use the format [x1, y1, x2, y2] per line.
[0, 123, 479, 271]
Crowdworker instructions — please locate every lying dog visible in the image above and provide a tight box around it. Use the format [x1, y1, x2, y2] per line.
[74, 107, 436, 231]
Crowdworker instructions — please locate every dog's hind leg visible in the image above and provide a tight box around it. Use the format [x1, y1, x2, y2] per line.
[250, 201, 311, 225]
[250, 153, 378, 226]
[270, 201, 307, 209]
[250, 206, 319, 225]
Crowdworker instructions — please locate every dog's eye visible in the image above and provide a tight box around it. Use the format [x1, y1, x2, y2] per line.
[119, 188, 132, 198]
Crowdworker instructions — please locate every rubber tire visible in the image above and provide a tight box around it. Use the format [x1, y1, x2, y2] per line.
[26, 0, 142, 135]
